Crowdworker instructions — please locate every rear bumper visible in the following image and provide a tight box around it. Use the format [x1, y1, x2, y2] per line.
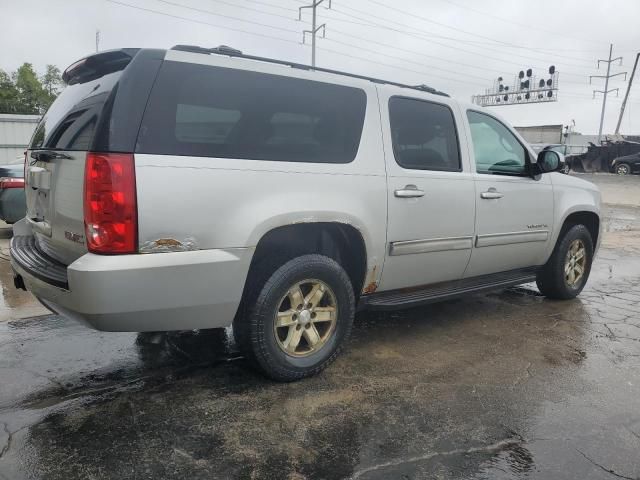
[11, 235, 253, 332]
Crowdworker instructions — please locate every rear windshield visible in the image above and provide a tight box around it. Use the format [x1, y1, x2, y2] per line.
[29, 71, 121, 151]
[136, 62, 367, 164]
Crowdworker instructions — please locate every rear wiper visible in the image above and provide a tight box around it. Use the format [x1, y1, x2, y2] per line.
[30, 150, 72, 162]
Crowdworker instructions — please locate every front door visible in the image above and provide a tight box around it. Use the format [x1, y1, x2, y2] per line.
[463, 110, 554, 278]
[377, 88, 476, 291]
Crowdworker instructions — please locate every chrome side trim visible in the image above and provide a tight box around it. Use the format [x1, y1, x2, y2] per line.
[389, 236, 473, 256]
[475, 230, 549, 248]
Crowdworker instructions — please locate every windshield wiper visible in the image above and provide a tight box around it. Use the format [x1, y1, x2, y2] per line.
[30, 150, 72, 163]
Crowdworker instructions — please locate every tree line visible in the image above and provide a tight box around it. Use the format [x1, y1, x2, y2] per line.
[0, 63, 62, 115]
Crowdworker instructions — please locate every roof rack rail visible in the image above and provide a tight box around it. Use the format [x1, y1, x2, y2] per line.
[170, 44, 449, 97]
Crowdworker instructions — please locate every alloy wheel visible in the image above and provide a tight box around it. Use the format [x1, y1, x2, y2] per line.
[274, 279, 338, 357]
[616, 164, 630, 175]
[564, 239, 587, 288]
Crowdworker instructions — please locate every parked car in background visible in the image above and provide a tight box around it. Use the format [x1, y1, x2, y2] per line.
[611, 152, 640, 175]
[12, 46, 601, 381]
[0, 154, 26, 224]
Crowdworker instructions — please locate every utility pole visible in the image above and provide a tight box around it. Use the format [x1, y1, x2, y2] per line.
[615, 52, 639, 135]
[298, 0, 331, 68]
[95, 30, 100, 53]
[590, 44, 626, 143]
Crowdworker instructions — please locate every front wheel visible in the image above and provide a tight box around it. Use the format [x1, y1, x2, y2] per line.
[616, 163, 631, 175]
[234, 254, 355, 381]
[536, 224, 594, 300]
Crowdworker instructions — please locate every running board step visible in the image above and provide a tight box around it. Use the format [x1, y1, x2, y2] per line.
[360, 269, 538, 311]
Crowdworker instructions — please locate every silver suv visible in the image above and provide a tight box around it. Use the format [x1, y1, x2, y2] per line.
[11, 46, 601, 381]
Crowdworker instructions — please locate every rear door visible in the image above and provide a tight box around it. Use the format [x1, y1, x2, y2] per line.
[25, 49, 162, 264]
[377, 87, 475, 291]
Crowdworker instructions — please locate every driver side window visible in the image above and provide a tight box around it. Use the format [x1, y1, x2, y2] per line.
[466, 110, 527, 175]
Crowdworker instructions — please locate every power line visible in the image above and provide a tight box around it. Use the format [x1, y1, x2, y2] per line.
[363, 0, 597, 67]
[147, 0, 594, 80]
[241, 0, 297, 13]
[137, 0, 497, 82]
[327, 29, 503, 76]
[104, 0, 617, 101]
[327, 4, 597, 60]
[316, 45, 479, 86]
[437, 0, 607, 47]
[155, 0, 503, 81]
[103, 0, 477, 87]
[153, 0, 299, 34]
[106, 0, 302, 44]
[321, 25, 600, 87]
[322, 37, 490, 81]
[325, 3, 596, 74]
[205, 0, 297, 22]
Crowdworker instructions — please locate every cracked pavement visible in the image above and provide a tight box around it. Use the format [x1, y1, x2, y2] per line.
[0, 173, 639, 479]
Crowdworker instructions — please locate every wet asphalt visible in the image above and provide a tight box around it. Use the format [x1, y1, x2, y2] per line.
[0, 174, 639, 480]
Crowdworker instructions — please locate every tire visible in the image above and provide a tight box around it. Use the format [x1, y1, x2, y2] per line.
[616, 163, 631, 175]
[233, 254, 355, 381]
[536, 224, 594, 300]
[562, 164, 570, 175]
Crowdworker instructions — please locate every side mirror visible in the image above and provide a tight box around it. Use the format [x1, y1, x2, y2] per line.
[534, 150, 563, 174]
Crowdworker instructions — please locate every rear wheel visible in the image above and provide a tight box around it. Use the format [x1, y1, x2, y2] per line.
[234, 254, 355, 381]
[616, 163, 631, 175]
[536, 224, 593, 300]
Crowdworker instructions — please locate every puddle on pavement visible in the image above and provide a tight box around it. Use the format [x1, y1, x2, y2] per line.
[0, 316, 239, 412]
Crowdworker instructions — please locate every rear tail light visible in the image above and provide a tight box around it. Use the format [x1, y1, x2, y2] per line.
[83, 152, 137, 254]
[0, 177, 25, 189]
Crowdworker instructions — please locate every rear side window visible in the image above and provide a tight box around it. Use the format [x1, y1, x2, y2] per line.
[29, 70, 121, 151]
[388, 96, 460, 172]
[136, 62, 367, 163]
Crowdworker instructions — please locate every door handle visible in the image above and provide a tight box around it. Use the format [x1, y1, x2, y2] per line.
[480, 188, 504, 199]
[394, 185, 425, 198]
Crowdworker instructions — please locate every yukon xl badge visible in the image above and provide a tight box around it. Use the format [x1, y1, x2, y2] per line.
[527, 224, 548, 229]
[65, 231, 85, 244]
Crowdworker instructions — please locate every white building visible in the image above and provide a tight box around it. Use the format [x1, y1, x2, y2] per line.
[0, 114, 40, 164]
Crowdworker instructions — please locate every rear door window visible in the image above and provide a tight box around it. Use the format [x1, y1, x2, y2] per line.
[137, 62, 367, 163]
[388, 97, 461, 172]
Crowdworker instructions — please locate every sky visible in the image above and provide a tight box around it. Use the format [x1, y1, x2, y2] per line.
[2, 0, 639, 135]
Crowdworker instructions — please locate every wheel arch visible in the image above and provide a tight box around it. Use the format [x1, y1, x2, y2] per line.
[545, 209, 600, 266]
[560, 210, 600, 246]
[245, 221, 371, 298]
